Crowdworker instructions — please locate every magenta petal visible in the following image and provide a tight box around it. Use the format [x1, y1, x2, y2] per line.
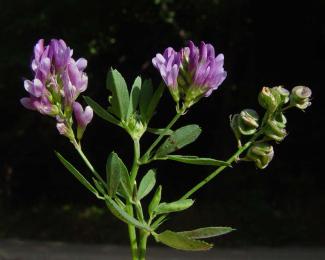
[76, 58, 87, 71]
[83, 106, 93, 125]
[20, 97, 36, 110]
[34, 39, 44, 62]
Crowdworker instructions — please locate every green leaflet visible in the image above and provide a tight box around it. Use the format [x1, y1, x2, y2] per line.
[178, 227, 235, 239]
[127, 76, 142, 119]
[55, 152, 98, 196]
[137, 169, 156, 200]
[107, 152, 132, 199]
[145, 83, 165, 122]
[148, 185, 162, 217]
[162, 155, 230, 166]
[155, 199, 194, 215]
[105, 196, 150, 231]
[139, 79, 153, 120]
[155, 125, 202, 158]
[106, 152, 123, 197]
[83, 96, 120, 126]
[154, 230, 213, 251]
[106, 68, 130, 120]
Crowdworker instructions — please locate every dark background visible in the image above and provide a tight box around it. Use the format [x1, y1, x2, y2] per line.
[0, 0, 324, 246]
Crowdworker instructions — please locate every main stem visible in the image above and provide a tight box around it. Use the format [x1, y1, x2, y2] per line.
[126, 138, 141, 260]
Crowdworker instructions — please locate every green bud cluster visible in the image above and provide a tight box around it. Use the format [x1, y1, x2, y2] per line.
[231, 85, 312, 170]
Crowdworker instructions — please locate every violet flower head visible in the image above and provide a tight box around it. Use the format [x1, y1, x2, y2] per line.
[152, 41, 227, 108]
[152, 47, 181, 102]
[183, 41, 227, 98]
[21, 39, 90, 138]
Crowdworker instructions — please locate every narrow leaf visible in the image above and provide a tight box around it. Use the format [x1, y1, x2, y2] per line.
[145, 83, 165, 122]
[154, 230, 212, 251]
[178, 227, 235, 239]
[139, 79, 153, 118]
[106, 68, 130, 120]
[147, 128, 174, 136]
[148, 185, 162, 217]
[163, 155, 230, 166]
[55, 152, 98, 196]
[155, 125, 202, 157]
[127, 76, 142, 118]
[105, 196, 150, 231]
[155, 199, 194, 214]
[84, 96, 120, 126]
[106, 152, 122, 197]
[137, 169, 156, 200]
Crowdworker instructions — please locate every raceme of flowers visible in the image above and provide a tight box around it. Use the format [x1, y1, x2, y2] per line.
[152, 41, 227, 107]
[20, 39, 93, 139]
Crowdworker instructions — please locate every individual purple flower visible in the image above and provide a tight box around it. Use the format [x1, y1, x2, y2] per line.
[73, 102, 93, 140]
[62, 59, 88, 106]
[152, 47, 181, 102]
[49, 39, 72, 71]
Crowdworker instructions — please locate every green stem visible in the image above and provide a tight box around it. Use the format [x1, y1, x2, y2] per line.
[72, 139, 105, 185]
[181, 138, 256, 200]
[138, 230, 149, 260]
[130, 139, 141, 186]
[140, 110, 184, 163]
[126, 203, 139, 260]
[126, 138, 141, 260]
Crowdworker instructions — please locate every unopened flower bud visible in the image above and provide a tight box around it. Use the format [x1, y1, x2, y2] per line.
[290, 86, 312, 109]
[264, 118, 287, 142]
[56, 122, 73, 139]
[258, 86, 281, 112]
[272, 86, 290, 105]
[246, 142, 274, 169]
[125, 113, 146, 139]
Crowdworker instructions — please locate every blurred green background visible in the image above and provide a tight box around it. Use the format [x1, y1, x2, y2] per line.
[0, 0, 324, 246]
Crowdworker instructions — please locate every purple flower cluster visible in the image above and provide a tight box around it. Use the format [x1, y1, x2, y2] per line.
[21, 39, 93, 138]
[152, 41, 227, 106]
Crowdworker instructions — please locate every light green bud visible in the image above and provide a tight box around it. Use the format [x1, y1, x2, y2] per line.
[238, 109, 259, 135]
[258, 86, 280, 112]
[272, 86, 290, 105]
[246, 142, 274, 169]
[264, 118, 287, 142]
[290, 86, 312, 109]
[125, 113, 146, 139]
